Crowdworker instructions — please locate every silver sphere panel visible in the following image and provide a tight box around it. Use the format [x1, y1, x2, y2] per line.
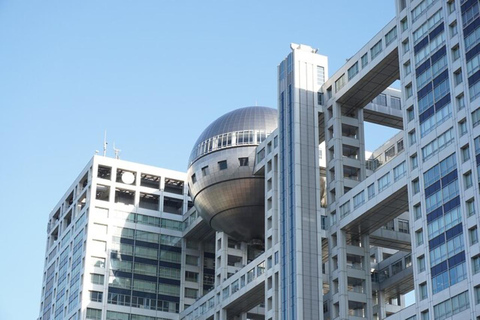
[187, 107, 278, 242]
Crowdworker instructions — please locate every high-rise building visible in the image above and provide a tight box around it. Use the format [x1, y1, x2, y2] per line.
[38, 1, 480, 319]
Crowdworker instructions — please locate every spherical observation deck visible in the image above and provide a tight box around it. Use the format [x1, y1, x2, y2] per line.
[187, 106, 278, 242]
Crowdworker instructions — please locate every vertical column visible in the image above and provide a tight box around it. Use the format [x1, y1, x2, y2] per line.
[215, 232, 229, 287]
[278, 45, 326, 320]
[327, 103, 365, 199]
[336, 230, 349, 320]
[362, 234, 373, 320]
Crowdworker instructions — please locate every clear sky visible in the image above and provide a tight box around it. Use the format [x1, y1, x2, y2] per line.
[0, 1, 399, 318]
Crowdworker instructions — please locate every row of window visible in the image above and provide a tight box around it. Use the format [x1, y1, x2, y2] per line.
[333, 25, 397, 93]
[190, 130, 270, 164]
[190, 157, 249, 184]
[97, 165, 184, 193]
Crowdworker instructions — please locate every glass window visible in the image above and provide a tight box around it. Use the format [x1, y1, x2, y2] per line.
[421, 310, 429, 320]
[368, 184, 375, 200]
[347, 62, 359, 80]
[92, 257, 105, 268]
[185, 288, 198, 299]
[353, 191, 365, 209]
[91, 274, 104, 285]
[458, 119, 467, 136]
[467, 199, 475, 216]
[412, 179, 420, 194]
[420, 282, 428, 300]
[371, 40, 383, 59]
[461, 145, 470, 162]
[409, 130, 416, 145]
[186, 255, 198, 266]
[464, 171, 473, 189]
[470, 227, 478, 245]
[86, 308, 102, 320]
[361, 53, 368, 68]
[317, 66, 325, 85]
[401, 17, 408, 31]
[454, 69, 463, 86]
[418, 255, 425, 272]
[90, 291, 103, 302]
[201, 165, 209, 176]
[416, 229, 424, 246]
[414, 204, 422, 220]
[456, 94, 465, 110]
[411, 154, 418, 169]
[472, 108, 480, 127]
[394, 162, 406, 181]
[402, 39, 410, 54]
[218, 160, 227, 170]
[378, 173, 390, 192]
[473, 256, 480, 273]
[404, 61, 411, 75]
[452, 45, 460, 61]
[385, 26, 397, 45]
[335, 74, 346, 92]
[385, 146, 395, 161]
[239, 157, 249, 166]
[406, 84, 413, 99]
[407, 107, 414, 122]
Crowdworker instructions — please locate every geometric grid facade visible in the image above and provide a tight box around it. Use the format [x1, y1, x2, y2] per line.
[39, 1, 480, 319]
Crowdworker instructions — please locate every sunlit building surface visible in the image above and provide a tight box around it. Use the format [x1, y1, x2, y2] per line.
[38, 1, 480, 319]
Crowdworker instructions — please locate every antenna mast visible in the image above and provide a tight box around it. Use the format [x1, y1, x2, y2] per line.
[103, 130, 108, 157]
[113, 142, 121, 159]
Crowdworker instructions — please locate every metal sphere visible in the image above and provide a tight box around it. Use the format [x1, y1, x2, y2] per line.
[187, 106, 278, 242]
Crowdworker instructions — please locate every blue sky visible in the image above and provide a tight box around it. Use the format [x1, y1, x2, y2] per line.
[0, 1, 398, 318]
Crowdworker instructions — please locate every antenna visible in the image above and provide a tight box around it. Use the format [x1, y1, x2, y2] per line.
[113, 142, 121, 159]
[103, 130, 108, 157]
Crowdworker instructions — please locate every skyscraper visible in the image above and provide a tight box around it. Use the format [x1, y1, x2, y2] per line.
[39, 1, 480, 319]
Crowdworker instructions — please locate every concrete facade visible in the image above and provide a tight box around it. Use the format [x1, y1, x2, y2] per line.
[39, 1, 480, 319]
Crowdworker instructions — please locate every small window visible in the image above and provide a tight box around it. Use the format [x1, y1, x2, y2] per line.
[361, 53, 368, 68]
[401, 17, 408, 31]
[419, 282, 427, 300]
[412, 178, 420, 194]
[464, 171, 473, 189]
[402, 39, 410, 54]
[415, 229, 424, 246]
[456, 93, 465, 110]
[414, 204, 422, 220]
[404, 61, 411, 75]
[462, 145, 470, 162]
[408, 130, 416, 146]
[191, 174, 196, 184]
[86, 308, 102, 320]
[367, 184, 375, 200]
[467, 198, 476, 216]
[454, 68, 463, 86]
[97, 165, 112, 180]
[407, 106, 414, 122]
[410, 153, 418, 169]
[418, 255, 425, 272]
[218, 160, 227, 170]
[239, 157, 249, 166]
[405, 83, 412, 99]
[90, 291, 103, 302]
[201, 166, 209, 176]
[452, 45, 460, 61]
[450, 21, 458, 37]
[459, 118, 467, 136]
[470, 227, 478, 245]
[91, 274, 104, 285]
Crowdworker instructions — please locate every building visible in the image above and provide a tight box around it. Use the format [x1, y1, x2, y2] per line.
[38, 0, 480, 319]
